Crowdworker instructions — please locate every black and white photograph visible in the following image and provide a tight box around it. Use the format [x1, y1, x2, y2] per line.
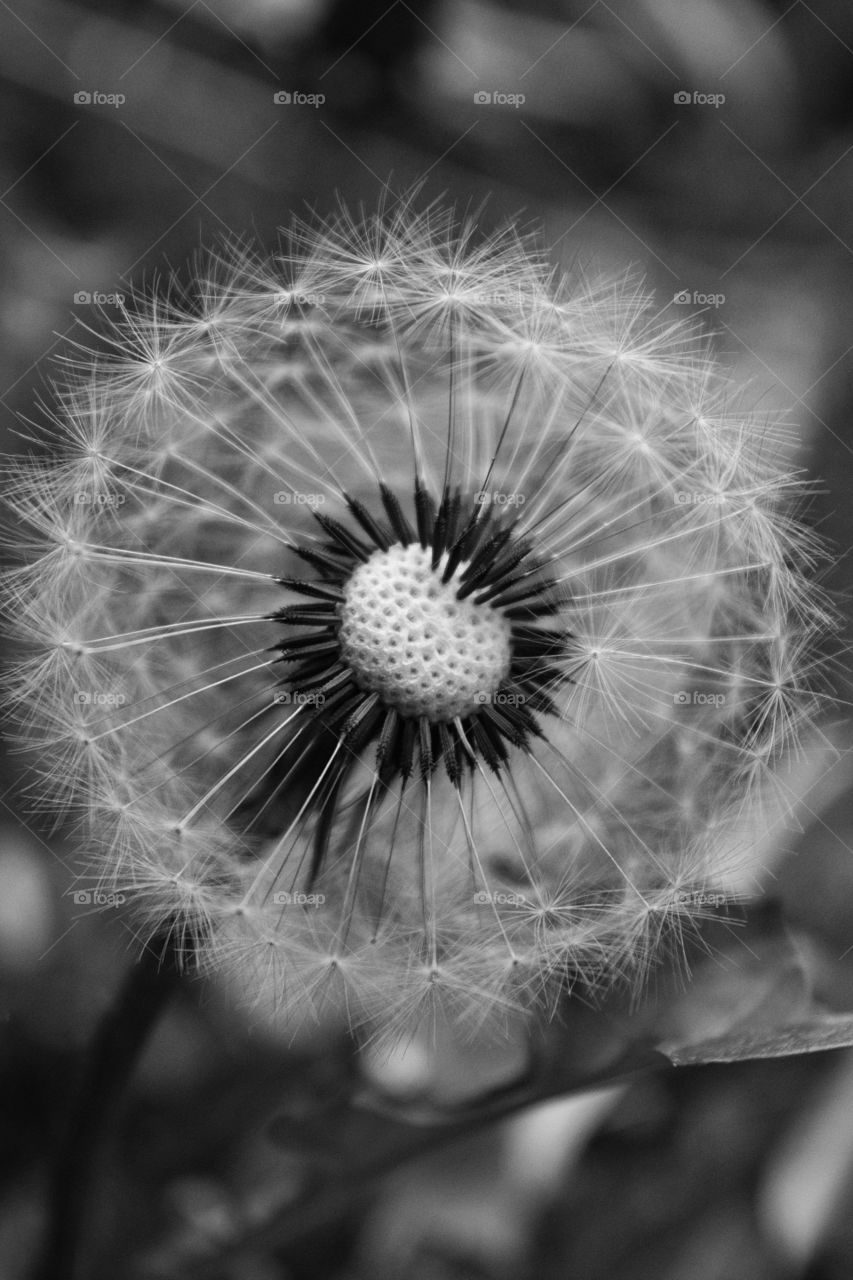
[2, 3, 853, 1278]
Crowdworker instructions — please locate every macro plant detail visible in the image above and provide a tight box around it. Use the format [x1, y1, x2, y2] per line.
[276, 485, 566, 798]
[2, 204, 826, 1043]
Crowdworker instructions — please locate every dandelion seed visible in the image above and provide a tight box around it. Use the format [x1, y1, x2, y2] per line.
[2, 201, 830, 1043]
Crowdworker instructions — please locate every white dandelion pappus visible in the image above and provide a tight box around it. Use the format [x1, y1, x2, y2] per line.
[2, 202, 828, 1042]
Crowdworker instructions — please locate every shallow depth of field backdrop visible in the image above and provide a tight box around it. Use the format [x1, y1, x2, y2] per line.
[3, 3, 853, 1279]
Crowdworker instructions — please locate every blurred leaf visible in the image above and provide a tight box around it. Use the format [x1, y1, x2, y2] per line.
[179, 902, 853, 1274]
[664, 1011, 853, 1065]
[651, 903, 853, 1064]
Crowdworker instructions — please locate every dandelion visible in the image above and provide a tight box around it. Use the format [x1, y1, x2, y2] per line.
[2, 201, 828, 1043]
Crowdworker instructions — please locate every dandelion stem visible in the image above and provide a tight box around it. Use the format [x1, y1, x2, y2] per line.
[37, 938, 181, 1280]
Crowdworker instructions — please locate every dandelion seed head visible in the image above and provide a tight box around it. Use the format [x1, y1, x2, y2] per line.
[1, 199, 832, 1044]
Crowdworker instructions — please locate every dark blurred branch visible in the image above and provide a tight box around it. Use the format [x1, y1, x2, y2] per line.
[35, 938, 181, 1280]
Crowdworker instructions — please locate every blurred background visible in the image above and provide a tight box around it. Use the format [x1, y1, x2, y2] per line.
[3, 1, 853, 1277]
